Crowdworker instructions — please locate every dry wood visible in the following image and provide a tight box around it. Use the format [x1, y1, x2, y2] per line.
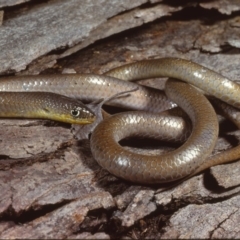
[0, 0, 240, 238]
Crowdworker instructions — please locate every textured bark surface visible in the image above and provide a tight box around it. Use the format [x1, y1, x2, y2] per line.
[0, 0, 177, 74]
[0, 0, 30, 8]
[0, 0, 240, 239]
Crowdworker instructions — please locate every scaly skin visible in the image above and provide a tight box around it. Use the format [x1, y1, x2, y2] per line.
[91, 79, 219, 183]
[0, 74, 175, 113]
[1, 58, 240, 183]
[0, 92, 95, 124]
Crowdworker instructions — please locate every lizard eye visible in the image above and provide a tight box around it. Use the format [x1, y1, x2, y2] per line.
[71, 108, 80, 118]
